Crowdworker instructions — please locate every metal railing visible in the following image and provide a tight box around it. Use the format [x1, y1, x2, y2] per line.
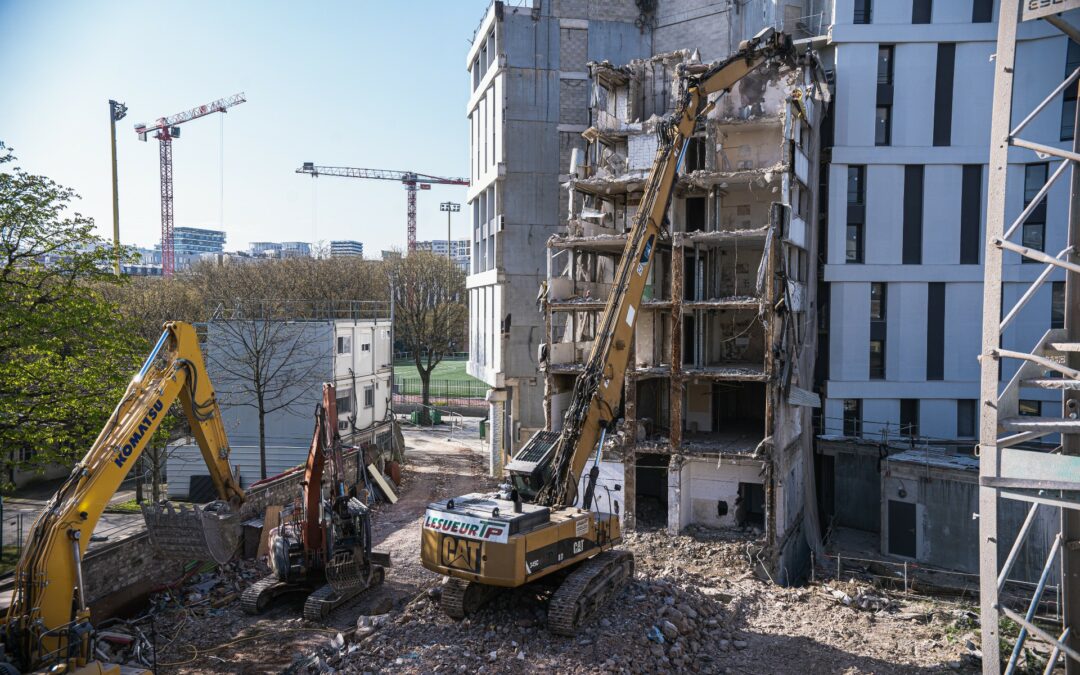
[209, 300, 390, 321]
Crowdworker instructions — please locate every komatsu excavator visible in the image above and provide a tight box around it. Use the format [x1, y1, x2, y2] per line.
[0, 321, 245, 674]
[241, 383, 388, 620]
[421, 29, 795, 634]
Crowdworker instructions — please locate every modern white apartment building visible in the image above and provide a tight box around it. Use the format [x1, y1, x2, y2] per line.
[818, 0, 1078, 571]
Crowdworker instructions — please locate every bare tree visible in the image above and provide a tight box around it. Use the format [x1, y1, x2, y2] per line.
[387, 251, 467, 425]
[206, 319, 327, 479]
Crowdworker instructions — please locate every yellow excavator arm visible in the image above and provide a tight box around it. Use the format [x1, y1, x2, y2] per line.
[3, 321, 244, 672]
[536, 28, 794, 508]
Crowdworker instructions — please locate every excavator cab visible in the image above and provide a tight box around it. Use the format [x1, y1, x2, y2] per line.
[505, 430, 560, 502]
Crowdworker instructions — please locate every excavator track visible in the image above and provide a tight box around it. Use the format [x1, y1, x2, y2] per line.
[302, 566, 385, 622]
[547, 549, 634, 636]
[241, 574, 289, 615]
[439, 577, 498, 619]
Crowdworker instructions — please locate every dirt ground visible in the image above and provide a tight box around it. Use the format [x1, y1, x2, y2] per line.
[151, 422, 496, 674]
[140, 423, 1004, 674]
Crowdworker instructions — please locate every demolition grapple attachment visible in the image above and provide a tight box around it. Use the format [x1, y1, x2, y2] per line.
[141, 500, 241, 564]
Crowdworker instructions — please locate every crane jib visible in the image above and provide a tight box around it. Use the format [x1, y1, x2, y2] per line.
[113, 399, 164, 468]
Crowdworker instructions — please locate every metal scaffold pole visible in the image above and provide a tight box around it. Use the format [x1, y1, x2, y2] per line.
[980, 2, 1080, 672]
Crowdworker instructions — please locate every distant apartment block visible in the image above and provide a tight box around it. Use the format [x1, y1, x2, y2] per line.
[169, 227, 226, 256]
[331, 240, 365, 257]
[415, 239, 470, 272]
[248, 241, 312, 258]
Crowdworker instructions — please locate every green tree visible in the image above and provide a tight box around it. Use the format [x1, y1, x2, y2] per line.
[0, 145, 144, 489]
[387, 251, 467, 425]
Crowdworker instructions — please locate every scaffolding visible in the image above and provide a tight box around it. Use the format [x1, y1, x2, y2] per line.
[979, 1, 1080, 672]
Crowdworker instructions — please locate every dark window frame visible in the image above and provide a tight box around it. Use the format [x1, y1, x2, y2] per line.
[912, 0, 932, 24]
[875, 105, 892, 146]
[1063, 40, 1080, 141]
[900, 399, 920, 438]
[1023, 163, 1049, 262]
[1053, 281, 1066, 329]
[957, 399, 977, 438]
[877, 46, 894, 86]
[843, 399, 862, 437]
[869, 339, 886, 379]
[854, 0, 872, 24]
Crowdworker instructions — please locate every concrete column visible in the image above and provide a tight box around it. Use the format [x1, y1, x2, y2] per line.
[670, 243, 684, 451]
[622, 450, 636, 531]
[666, 454, 687, 534]
[486, 389, 508, 477]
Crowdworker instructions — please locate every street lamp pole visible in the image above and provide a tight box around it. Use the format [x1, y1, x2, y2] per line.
[440, 201, 461, 352]
[108, 99, 128, 277]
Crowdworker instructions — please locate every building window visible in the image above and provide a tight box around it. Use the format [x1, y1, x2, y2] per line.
[854, 0, 871, 24]
[973, 0, 992, 22]
[364, 385, 375, 409]
[870, 282, 886, 380]
[337, 336, 351, 355]
[361, 343, 371, 352]
[1053, 281, 1066, 329]
[875, 106, 891, 146]
[957, 399, 977, 438]
[903, 166, 924, 264]
[927, 283, 945, 380]
[877, 46, 893, 85]
[900, 399, 919, 438]
[869, 340, 886, 379]
[1023, 163, 1049, 261]
[847, 166, 865, 205]
[337, 393, 352, 415]
[843, 399, 862, 437]
[933, 44, 955, 147]
[912, 0, 932, 23]
[1063, 40, 1080, 141]
[960, 165, 982, 264]
[1019, 400, 1041, 417]
[847, 166, 866, 263]
[870, 282, 886, 320]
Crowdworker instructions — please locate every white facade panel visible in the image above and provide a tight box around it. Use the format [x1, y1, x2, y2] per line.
[891, 43, 936, 149]
[921, 165, 961, 265]
[833, 43, 878, 148]
[888, 282, 928, 383]
[865, 165, 904, 265]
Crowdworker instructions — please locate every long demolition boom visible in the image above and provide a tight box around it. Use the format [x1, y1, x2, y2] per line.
[536, 29, 795, 508]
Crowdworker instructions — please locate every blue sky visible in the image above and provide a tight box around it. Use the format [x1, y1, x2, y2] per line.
[0, 0, 490, 255]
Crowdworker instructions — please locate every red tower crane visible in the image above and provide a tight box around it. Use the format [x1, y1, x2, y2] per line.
[135, 93, 246, 276]
[297, 163, 469, 251]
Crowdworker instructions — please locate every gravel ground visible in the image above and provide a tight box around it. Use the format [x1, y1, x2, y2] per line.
[139, 423, 997, 674]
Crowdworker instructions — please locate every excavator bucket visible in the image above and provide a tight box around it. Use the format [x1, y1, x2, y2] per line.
[141, 500, 241, 564]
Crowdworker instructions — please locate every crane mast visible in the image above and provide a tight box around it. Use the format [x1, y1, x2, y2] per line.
[297, 163, 469, 251]
[135, 93, 246, 277]
[535, 29, 795, 508]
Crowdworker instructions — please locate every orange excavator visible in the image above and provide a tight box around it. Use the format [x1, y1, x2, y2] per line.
[241, 383, 389, 620]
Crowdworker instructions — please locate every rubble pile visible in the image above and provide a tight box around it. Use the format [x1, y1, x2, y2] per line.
[291, 574, 742, 674]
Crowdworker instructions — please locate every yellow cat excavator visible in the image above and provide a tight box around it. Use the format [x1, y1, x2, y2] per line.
[0, 321, 245, 674]
[421, 29, 795, 634]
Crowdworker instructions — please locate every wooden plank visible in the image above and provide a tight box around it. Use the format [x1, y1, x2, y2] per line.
[256, 505, 282, 559]
[367, 464, 398, 504]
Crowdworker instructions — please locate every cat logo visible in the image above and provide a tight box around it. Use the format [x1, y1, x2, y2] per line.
[440, 535, 482, 573]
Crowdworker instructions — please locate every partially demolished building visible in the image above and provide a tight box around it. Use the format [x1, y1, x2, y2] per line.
[541, 48, 828, 581]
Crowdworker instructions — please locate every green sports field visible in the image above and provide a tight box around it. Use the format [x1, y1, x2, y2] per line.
[393, 358, 481, 383]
